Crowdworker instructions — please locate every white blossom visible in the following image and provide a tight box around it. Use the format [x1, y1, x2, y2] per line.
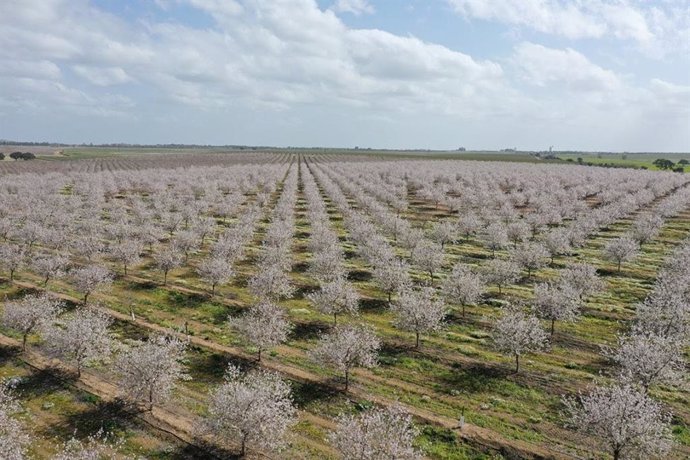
[205, 364, 297, 457]
[310, 325, 380, 391]
[329, 405, 421, 460]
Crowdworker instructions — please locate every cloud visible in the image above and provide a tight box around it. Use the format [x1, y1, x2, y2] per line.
[447, 0, 689, 56]
[73, 65, 133, 86]
[332, 0, 375, 16]
[513, 42, 621, 92]
[0, 0, 687, 150]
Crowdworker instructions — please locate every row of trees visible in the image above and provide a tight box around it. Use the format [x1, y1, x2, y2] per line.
[1, 291, 423, 459]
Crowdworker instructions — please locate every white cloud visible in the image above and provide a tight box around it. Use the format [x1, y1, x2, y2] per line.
[0, 60, 61, 80]
[447, 0, 689, 56]
[513, 42, 621, 92]
[332, 0, 375, 16]
[0, 0, 687, 150]
[73, 65, 133, 86]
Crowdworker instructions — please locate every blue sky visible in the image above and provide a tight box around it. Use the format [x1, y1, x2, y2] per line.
[1, 0, 688, 151]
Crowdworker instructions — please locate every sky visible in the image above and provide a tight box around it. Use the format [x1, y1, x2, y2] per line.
[0, 0, 688, 152]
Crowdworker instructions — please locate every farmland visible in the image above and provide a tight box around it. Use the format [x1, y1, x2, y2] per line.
[0, 151, 688, 459]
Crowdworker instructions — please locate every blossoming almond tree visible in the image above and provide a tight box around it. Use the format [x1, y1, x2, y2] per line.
[229, 301, 292, 361]
[1, 293, 63, 350]
[309, 324, 380, 391]
[329, 405, 421, 460]
[115, 334, 189, 411]
[205, 364, 297, 457]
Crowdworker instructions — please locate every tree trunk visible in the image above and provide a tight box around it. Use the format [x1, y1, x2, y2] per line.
[83, 292, 89, 305]
[124, 264, 128, 276]
[10, 269, 14, 281]
[514, 354, 520, 373]
[149, 386, 154, 411]
[333, 313, 338, 326]
[550, 319, 555, 337]
[22, 333, 27, 351]
[388, 291, 392, 303]
[163, 270, 168, 285]
[257, 348, 262, 362]
[344, 369, 349, 392]
[462, 303, 466, 318]
[617, 261, 621, 273]
[415, 331, 420, 348]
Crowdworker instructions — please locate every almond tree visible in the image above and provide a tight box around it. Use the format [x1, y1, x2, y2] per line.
[532, 282, 582, 336]
[308, 248, 347, 283]
[43, 307, 113, 377]
[307, 277, 359, 325]
[205, 365, 297, 457]
[248, 264, 294, 301]
[630, 214, 663, 245]
[411, 241, 444, 280]
[607, 332, 685, 393]
[71, 265, 113, 304]
[564, 383, 673, 460]
[634, 277, 689, 340]
[456, 213, 481, 241]
[392, 286, 447, 348]
[510, 242, 549, 278]
[559, 263, 605, 301]
[603, 237, 639, 273]
[110, 239, 143, 276]
[483, 222, 508, 257]
[0, 244, 25, 281]
[0, 382, 31, 460]
[441, 263, 486, 317]
[115, 334, 189, 411]
[153, 245, 183, 285]
[542, 229, 571, 265]
[373, 259, 411, 303]
[430, 220, 456, 249]
[330, 405, 421, 460]
[1, 294, 63, 350]
[197, 256, 234, 296]
[310, 324, 380, 391]
[493, 308, 548, 373]
[32, 254, 69, 288]
[506, 221, 530, 246]
[483, 259, 520, 294]
[229, 301, 292, 361]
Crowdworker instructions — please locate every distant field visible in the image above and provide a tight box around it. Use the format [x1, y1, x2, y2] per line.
[558, 152, 690, 172]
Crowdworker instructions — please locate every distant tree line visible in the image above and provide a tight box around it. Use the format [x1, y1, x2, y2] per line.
[4, 152, 36, 161]
[654, 158, 687, 172]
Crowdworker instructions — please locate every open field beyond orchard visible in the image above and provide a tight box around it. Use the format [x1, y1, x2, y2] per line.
[0, 150, 688, 459]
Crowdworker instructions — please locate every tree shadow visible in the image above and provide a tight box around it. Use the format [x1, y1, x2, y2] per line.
[291, 321, 330, 341]
[292, 261, 309, 273]
[359, 298, 387, 314]
[0, 344, 20, 366]
[347, 270, 372, 282]
[343, 249, 358, 260]
[377, 342, 409, 367]
[167, 290, 209, 310]
[15, 366, 77, 398]
[440, 362, 506, 394]
[185, 351, 239, 385]
[125, 279, 158, 291]
[167, 442, 240, 460]
[291, 380, 341, 408]
[46, 399, 138, 441]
